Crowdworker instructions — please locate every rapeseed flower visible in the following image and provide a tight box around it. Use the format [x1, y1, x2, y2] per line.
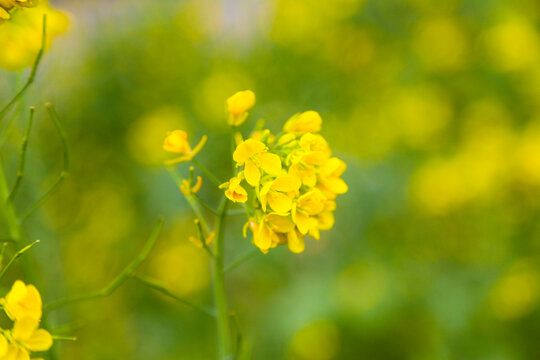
[163, 130, 207, 165]
[0, 281, 53, 360]
[222, 92, 347, 253]
[0, 281, 42, 321]
[227, 90, 256, 126]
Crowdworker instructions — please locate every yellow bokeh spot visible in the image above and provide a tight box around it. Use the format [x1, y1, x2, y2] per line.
[389, 85, 453, 147]
[515, 119, 540, 185]
[148, 223, 210, 297]
[288, 319, 341, 360]
[413, 17, 468, 71]
[490, 261, 540, 320]
[126, 106, 188, 166]
[335, 262, 388, 314]
[484, 17, 540, 71]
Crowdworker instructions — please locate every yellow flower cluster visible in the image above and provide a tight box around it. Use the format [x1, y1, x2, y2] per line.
[221, 93, 348, 254]
[0, 281, 53, 360]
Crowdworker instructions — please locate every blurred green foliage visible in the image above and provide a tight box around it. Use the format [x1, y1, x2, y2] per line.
[2, 0, 540, 359]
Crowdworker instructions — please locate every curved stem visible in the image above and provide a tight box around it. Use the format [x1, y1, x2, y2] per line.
[0, 15, 47, 123]
[212, 196, 231, 359]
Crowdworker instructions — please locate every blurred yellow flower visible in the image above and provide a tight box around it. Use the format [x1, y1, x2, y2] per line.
[484, 17, 540, 71]
[163, 130, 207, 165]
[413, 17, 468, 71]
[3, 316, 53, 358]
[227, 90, 255, 126]
[0, 280, 42, 321]
[283, 111, 322, 133]
[180, 176, 202, 196]
[289, 319, 341, 360]
[0, 0, 69, 70]
[220, 176, 248, 203]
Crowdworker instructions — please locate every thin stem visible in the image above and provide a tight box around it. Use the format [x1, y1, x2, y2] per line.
[194, 194, 218, 214]
[131, 274, 216, 318]
[167, 166, 211, 234]
[0, 240, 39, 280]
[0, 15, 47, 122]
[20, 103, 70, 222]
[0, 161, 21, 242]
[51, 335, 77, 341]
[192, 157, 222, 187]
[6, 107, 35, 203]
[212, 196, 231, 359]
[224, 247, 258, 273]
[195, 219, 214, 258]
[45, 218, 163, 310]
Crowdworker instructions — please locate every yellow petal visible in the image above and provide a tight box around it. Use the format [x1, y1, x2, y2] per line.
[254, 222, 272, 251]
[6, 280, 27, 304]
[317, 211, 335, 231]
[271, 175, 301, 192]
[13, 317, 39, 341]
[293, 211, 312, 234]
[23, 285, 42, 320]
[0, 7, 10, 20]
[297, 189, 327, 215]
[268, 192, 293, 214]
[233, 139, 265, 164]
[287, 230, 305, 253]
[258, 152, 281, 175]
[227, 90, 256, 116]
[266, 214, 295, 233]
[244, 160, 261, 187]
[0, 334, 7, 356]
[322, 157, 347, 176]
[322, 177, 348, 194]
[25, 329, 53, 352]
[259, 181, 273, 211]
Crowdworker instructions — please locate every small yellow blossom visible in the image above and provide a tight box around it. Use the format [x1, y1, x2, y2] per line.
[227, 90, 256, 126]
[283, 111, 322, 133]
[189, 231, 215, 248]
[220, 176, 248, 203]
[2, 316, 53, 359]
[0, 280, 42, 321]
[163, 130, 207, 165]
[233, 139, 281, 186]
[180, 176, 202, 195]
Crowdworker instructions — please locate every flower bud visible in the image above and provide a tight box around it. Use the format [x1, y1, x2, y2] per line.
[227, 90, 255, 126]
[283, 110, 322, 133]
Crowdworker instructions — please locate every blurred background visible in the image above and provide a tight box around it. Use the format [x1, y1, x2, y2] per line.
[2, 0, 540, 359]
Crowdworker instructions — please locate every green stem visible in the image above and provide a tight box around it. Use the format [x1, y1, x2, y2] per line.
[0, 15, 47, 123]
[213, 197, 231, 359]
[167, 167, 211, 234]
[131, 274, 216, 318]
[45, 218, 163, 310]
[0, 161, 21, 242]
[0, 239, 39, 280]
[6, 107, 35, 203]
[192, 157, 222, 186]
